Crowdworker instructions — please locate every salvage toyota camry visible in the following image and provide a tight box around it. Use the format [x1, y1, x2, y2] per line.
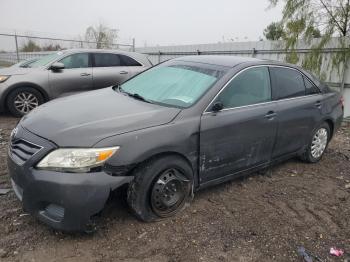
[8, 56, 344, 232]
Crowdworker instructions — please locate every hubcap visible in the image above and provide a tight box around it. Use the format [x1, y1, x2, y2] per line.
[311, 128, 328, 159]
[14, 92, 39, 114]
[151, 168, 190, 217]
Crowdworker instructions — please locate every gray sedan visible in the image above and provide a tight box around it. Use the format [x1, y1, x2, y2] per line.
[0, 49, 152, 116]
[8, 56, 344, 232]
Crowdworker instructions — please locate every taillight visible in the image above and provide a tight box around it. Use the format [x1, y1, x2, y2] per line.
[340, 96, 344, 111]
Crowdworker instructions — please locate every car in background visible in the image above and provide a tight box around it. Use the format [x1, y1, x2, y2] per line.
[10, 58, 39, 68]
[0, 49, 152, 116]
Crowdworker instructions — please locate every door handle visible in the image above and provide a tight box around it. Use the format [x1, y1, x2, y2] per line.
[80, 73, 91, 77]
[119, 71, 128, 75]
[264, 111, 277, 120]
[315, 101, 322, 108]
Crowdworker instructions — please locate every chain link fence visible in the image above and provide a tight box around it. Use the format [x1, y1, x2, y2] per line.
[0, 33, 135, 66]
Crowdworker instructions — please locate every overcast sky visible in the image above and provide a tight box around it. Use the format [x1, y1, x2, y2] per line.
[0, 0, 282, 48]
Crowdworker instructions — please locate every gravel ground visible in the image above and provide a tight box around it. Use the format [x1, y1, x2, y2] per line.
[0, 114, 349, 262]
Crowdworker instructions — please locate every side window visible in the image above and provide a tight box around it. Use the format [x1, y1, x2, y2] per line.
[304, 76, 320, 95]
[94, 53, 120, 67]
[216, 67, 271, 109]
[270, 67, 305, 99]
[119, 55, 142, 66]
[59, 53, 89, 69]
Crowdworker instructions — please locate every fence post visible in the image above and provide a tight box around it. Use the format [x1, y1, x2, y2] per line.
[158, 51, 161, 64]
[252, 48, 257, 58]
[132, 38, 136, 52]
[14, 34, 20, 62]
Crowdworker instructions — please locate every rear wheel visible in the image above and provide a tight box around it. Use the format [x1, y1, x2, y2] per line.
[301, 122, 330, 163]
[7, 87, 44, 117]
[127, 155, 193, 222]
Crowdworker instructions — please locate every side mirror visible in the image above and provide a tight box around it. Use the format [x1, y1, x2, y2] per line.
[212, 102, 223, 112]
[50, 62, 65, 71]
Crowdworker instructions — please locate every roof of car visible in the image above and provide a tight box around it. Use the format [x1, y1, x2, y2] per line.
[59, 48, 151, 65]
[172, 55, 325, 89]
[64, 48, 133, 54]
[172, 55, 265, 68]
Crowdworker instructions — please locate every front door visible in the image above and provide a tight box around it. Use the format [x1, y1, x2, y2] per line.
[48, 53, 93, 97]
[199, 66, 278, 184]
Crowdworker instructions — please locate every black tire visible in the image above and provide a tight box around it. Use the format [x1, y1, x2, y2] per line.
[6, 87, 44, 117]
[300, 122, 330, 163]
[127, 155, 193, 222]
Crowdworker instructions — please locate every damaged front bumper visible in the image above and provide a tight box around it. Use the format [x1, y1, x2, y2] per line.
[7, 125, 133, 232]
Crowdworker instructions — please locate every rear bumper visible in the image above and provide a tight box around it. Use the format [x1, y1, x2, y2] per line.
[8, 155, 133, 232]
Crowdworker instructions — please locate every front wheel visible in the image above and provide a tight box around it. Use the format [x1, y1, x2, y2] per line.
[301, 122, 330, 163]
[127, 155, 193, 222]
[7, 87, 44, 117]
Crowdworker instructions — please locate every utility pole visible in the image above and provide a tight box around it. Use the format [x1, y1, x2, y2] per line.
[14, 33, 20, 62]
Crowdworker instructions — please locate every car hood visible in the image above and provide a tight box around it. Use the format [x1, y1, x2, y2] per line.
[0, 66, 40, 76]
[21, 88, 181, 147]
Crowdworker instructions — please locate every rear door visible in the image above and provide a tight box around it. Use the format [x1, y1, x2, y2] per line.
[199, 66, 278, 183]
[92, 53, 144, 89]
[270, 66, 323, 158]
[48, 53, 93, 97]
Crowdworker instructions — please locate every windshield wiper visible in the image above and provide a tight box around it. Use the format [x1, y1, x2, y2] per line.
[127, 93, 152, 103]
[115, 85, 152, 104]
[112, 84, 122, 92]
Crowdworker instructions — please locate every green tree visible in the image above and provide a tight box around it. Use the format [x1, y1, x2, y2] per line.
[85, 23, 118, 49]
[264, 22, 285, 40]
[41, 43, 62, 51]
[20, 39, 41, 52]
[269, 0, 350, 93]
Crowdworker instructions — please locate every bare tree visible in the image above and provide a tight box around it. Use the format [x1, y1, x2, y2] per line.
[85, 23, 118, 49]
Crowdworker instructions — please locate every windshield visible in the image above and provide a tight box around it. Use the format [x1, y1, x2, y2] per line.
[28, 52, 64, 68]
[120, 63, 226, 108]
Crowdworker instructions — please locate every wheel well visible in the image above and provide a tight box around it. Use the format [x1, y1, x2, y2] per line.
[324, 119, 334, 139]
[4, 84, 49, 109]
[148, 152, 193, 172]
[131, 152, 195, 178]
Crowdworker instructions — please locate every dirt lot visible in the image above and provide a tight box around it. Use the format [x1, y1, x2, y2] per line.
[0, 114, 349, 262]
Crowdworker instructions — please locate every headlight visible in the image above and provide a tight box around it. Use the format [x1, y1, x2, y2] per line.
[0, 75, 10, 83]
[36, 147, 119, 173]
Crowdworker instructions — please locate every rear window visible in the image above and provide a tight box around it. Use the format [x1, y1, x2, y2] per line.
[94, 53, 120, 67]
[270, 67, 305, 99]
[304, 76, 320, 95]
[93, 53, 142, 67]
[119, 55, 142, 66]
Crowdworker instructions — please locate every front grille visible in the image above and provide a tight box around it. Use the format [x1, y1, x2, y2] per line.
[10, 139, 42, 165]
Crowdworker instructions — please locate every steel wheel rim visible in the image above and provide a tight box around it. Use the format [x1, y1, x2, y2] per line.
[151, 168, 190, 217]
[14, 92, 39, 114]
[311, 127, 328, 159]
